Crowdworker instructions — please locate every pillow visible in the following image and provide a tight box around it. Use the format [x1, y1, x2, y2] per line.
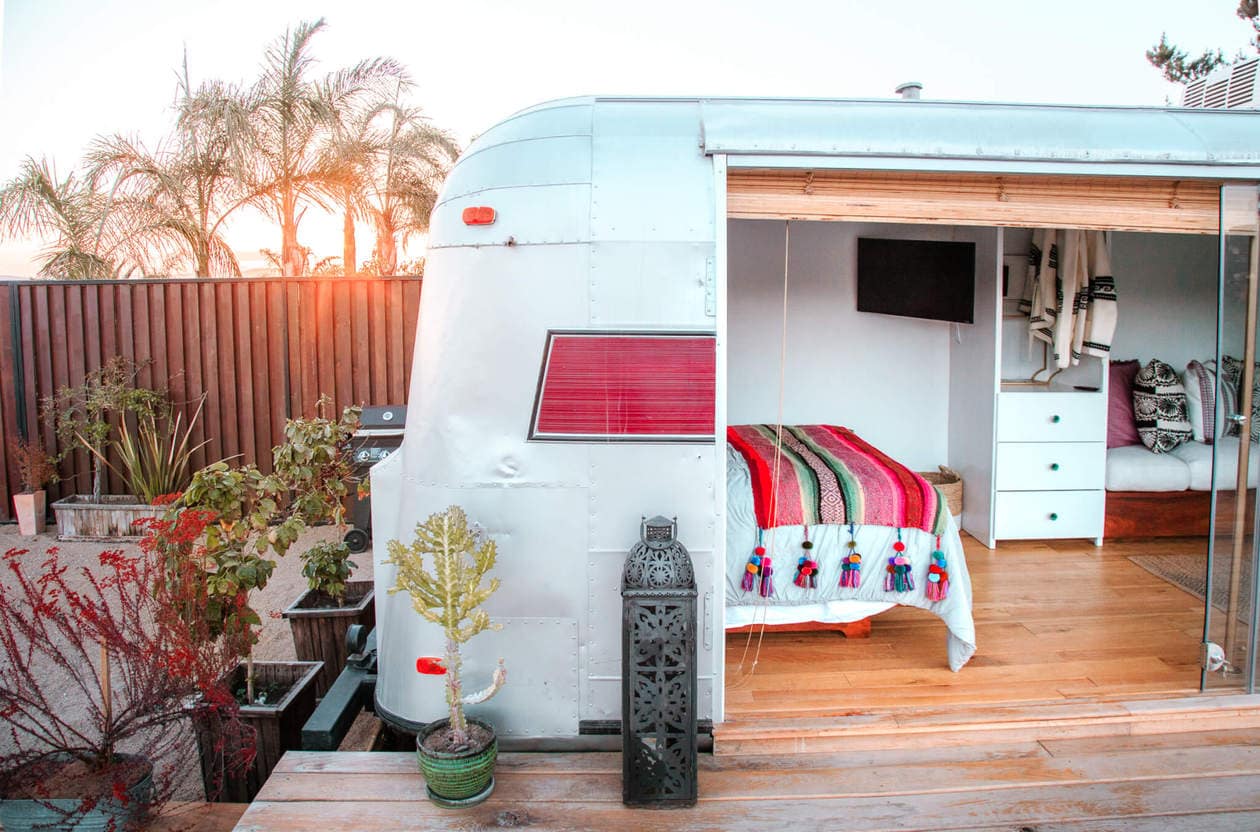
[1107, 359, 1141, 448]
[1184, 360, 1232, 444]
[1221, 356, 1258, 441]
[1133, 359, 1192, 453]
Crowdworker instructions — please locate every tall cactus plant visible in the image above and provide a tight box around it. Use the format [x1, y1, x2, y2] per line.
[387, 506, 507, 748]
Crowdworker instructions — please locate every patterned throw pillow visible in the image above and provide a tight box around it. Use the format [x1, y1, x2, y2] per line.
[1221, 356, 1258, 441]
[1132, 359, 1192, 453]
[1185, 360, 1234, 444]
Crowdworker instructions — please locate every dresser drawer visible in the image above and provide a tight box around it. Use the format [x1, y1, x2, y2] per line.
[995, 442, 1105, 491]
[994, 490, 1103, 540]
[996, 393, 1106, 443]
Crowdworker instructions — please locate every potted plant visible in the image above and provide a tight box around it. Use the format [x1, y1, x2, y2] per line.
[280, 404, 372, 695]
[386, 505, 508, 808]
[176, 400, 360, 800]
[0, 543, 244, 829]
[8, 437, 57, 536]
[42, 357, 182, 539]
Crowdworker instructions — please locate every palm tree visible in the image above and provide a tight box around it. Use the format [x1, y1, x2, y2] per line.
[86, 57, 246, 277]
[361, 93, 458, 275]
[0, 157, 169, 278]
[317, 98, 377, 276]
[228, 18, 403, 277]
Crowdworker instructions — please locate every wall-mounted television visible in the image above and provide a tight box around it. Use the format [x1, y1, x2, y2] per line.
[856, 237, 976, 324]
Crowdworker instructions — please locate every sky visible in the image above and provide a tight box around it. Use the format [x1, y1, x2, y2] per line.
[0, 0, 1254, 277]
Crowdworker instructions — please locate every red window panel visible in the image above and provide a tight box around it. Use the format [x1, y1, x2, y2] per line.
[532, 332, 716, 440]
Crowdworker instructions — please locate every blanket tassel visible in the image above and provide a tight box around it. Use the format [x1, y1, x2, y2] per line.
[794, 526, 818, 589]
[884, 531, 914, 593]
[839, 523, 862, 589]
[742, 530, 765, 593]
[925, 535, 949, 602]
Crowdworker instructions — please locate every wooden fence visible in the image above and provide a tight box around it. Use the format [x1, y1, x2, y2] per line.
[0, 277, 422, 523]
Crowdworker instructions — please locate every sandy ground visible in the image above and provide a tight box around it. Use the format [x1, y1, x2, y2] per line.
[0, 521, 377, 804]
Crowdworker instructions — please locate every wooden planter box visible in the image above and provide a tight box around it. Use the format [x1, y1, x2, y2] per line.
[192, 660, 322, 803]
[283, 580, 375, 697]
[50, 495, 164, 540]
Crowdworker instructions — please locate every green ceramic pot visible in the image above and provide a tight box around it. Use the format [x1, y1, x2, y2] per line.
[415, 718, 497, 807]
[0, 753, 153, 831]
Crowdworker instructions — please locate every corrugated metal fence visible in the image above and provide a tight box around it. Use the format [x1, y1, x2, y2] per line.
[0, 277, 422, 522]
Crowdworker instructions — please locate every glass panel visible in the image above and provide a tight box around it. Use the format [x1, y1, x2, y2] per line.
[1204, 185, 1260, 691]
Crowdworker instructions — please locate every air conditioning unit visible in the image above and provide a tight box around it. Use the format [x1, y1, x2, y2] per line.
[1182, 57, 1260, 108]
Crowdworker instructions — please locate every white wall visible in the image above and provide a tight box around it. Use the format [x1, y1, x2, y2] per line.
[727, 219, 993, 471]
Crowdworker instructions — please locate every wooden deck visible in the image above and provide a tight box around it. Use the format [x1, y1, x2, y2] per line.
[233, 729, 1260, 831]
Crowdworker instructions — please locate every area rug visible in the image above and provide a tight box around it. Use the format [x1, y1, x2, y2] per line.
[1128, 553, 1252, 619]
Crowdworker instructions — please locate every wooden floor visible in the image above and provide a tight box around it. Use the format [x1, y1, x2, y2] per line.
[723, 535, 1214, 722]
[232, 730, 1260, 831]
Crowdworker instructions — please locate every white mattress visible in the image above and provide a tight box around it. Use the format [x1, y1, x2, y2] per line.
[725, 446, 976, 671]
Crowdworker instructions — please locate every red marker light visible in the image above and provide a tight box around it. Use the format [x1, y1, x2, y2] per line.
[461, 206, 496, 225]
[416, 657, 447, 675]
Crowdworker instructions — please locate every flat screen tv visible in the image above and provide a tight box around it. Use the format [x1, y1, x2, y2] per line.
[856, 237, 976, 324]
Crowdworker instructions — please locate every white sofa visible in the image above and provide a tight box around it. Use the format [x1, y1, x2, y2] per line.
[1106, 436, 1260, 492]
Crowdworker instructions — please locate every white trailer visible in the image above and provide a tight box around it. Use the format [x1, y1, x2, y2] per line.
[370, 95, 1260, 741]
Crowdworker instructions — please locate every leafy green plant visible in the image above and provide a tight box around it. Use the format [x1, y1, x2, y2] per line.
[179, 399, 360, 703]
[8, 436, 58, 493]
[301, 541, 356, 604]
[85, 395, 209, 503]
[41, 356, 167, 501]
[386, 506, 507, 749]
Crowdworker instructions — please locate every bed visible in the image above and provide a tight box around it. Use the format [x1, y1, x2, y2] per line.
[725, 425, 977, 671]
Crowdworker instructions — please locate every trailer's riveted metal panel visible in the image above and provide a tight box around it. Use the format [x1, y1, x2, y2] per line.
[591, 100, 714, 243]
[465, 99, 593, 153]
[589, 242, 713, 327]
[700, 98, 1260, 172]
[440, 136, 592, 205]
[428, 184, 593, 249]
[451, 617, 580, 738]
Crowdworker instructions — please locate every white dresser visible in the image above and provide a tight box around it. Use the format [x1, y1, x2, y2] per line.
[991, 387, 1107, 543]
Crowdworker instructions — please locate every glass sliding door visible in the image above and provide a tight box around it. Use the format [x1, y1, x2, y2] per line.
[1204, 184, 1260, 691]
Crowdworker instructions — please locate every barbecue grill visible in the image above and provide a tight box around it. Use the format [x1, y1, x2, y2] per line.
[344, 405, 406, 553]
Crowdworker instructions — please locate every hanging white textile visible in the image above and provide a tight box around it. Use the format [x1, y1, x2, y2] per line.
[1021, 229, 1117, 369]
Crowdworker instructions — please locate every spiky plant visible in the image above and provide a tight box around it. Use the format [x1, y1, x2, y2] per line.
[386, 506, 506, 748]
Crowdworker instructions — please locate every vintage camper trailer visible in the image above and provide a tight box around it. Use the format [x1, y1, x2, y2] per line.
[370, 95, 1260, 745]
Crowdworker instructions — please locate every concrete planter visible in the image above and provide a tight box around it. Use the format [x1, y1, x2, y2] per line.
[282, 580, 375, 697]
[0, 753, 153, 831]
[11, 491, 45, 536]
[51, 495, 164, 540]
[191, 660, 322, 803]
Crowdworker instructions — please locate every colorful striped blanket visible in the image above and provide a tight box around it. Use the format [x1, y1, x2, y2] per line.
[727, 424, 947, 535]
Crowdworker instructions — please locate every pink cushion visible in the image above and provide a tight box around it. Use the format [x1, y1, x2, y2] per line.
[1108, 359, 1142, 448]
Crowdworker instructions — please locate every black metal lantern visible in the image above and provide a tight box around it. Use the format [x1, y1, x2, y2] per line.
[621, 515, 698, 807]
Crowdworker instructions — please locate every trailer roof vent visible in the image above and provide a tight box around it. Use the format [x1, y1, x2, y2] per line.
[1181, 58, 1259, 109]
[895, 81, 923, 100]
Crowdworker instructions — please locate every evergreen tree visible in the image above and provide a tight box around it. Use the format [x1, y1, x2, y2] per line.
[1147, 1, 1259, 83]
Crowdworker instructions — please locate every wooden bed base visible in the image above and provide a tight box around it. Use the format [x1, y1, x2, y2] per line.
[726, 617, 872, 638]
[1104, 489, 1255, 539]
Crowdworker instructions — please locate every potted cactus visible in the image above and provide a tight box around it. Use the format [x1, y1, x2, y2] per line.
[386, 506, 507, 808]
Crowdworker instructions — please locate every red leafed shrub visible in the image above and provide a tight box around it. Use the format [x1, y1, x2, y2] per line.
[0, 535, 250, 826]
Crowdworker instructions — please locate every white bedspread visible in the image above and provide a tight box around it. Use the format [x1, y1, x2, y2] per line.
[725, 445, 977, 671]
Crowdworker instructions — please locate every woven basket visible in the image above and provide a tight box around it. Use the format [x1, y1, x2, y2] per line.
[416, 718, 497, 807]
[919, 466, 963, 516]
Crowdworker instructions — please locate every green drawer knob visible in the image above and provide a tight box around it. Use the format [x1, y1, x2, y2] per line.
[1051, 414, 1062, 423]
[1049, 512, 1059, 521]
[1050, 463, 1060, 471]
